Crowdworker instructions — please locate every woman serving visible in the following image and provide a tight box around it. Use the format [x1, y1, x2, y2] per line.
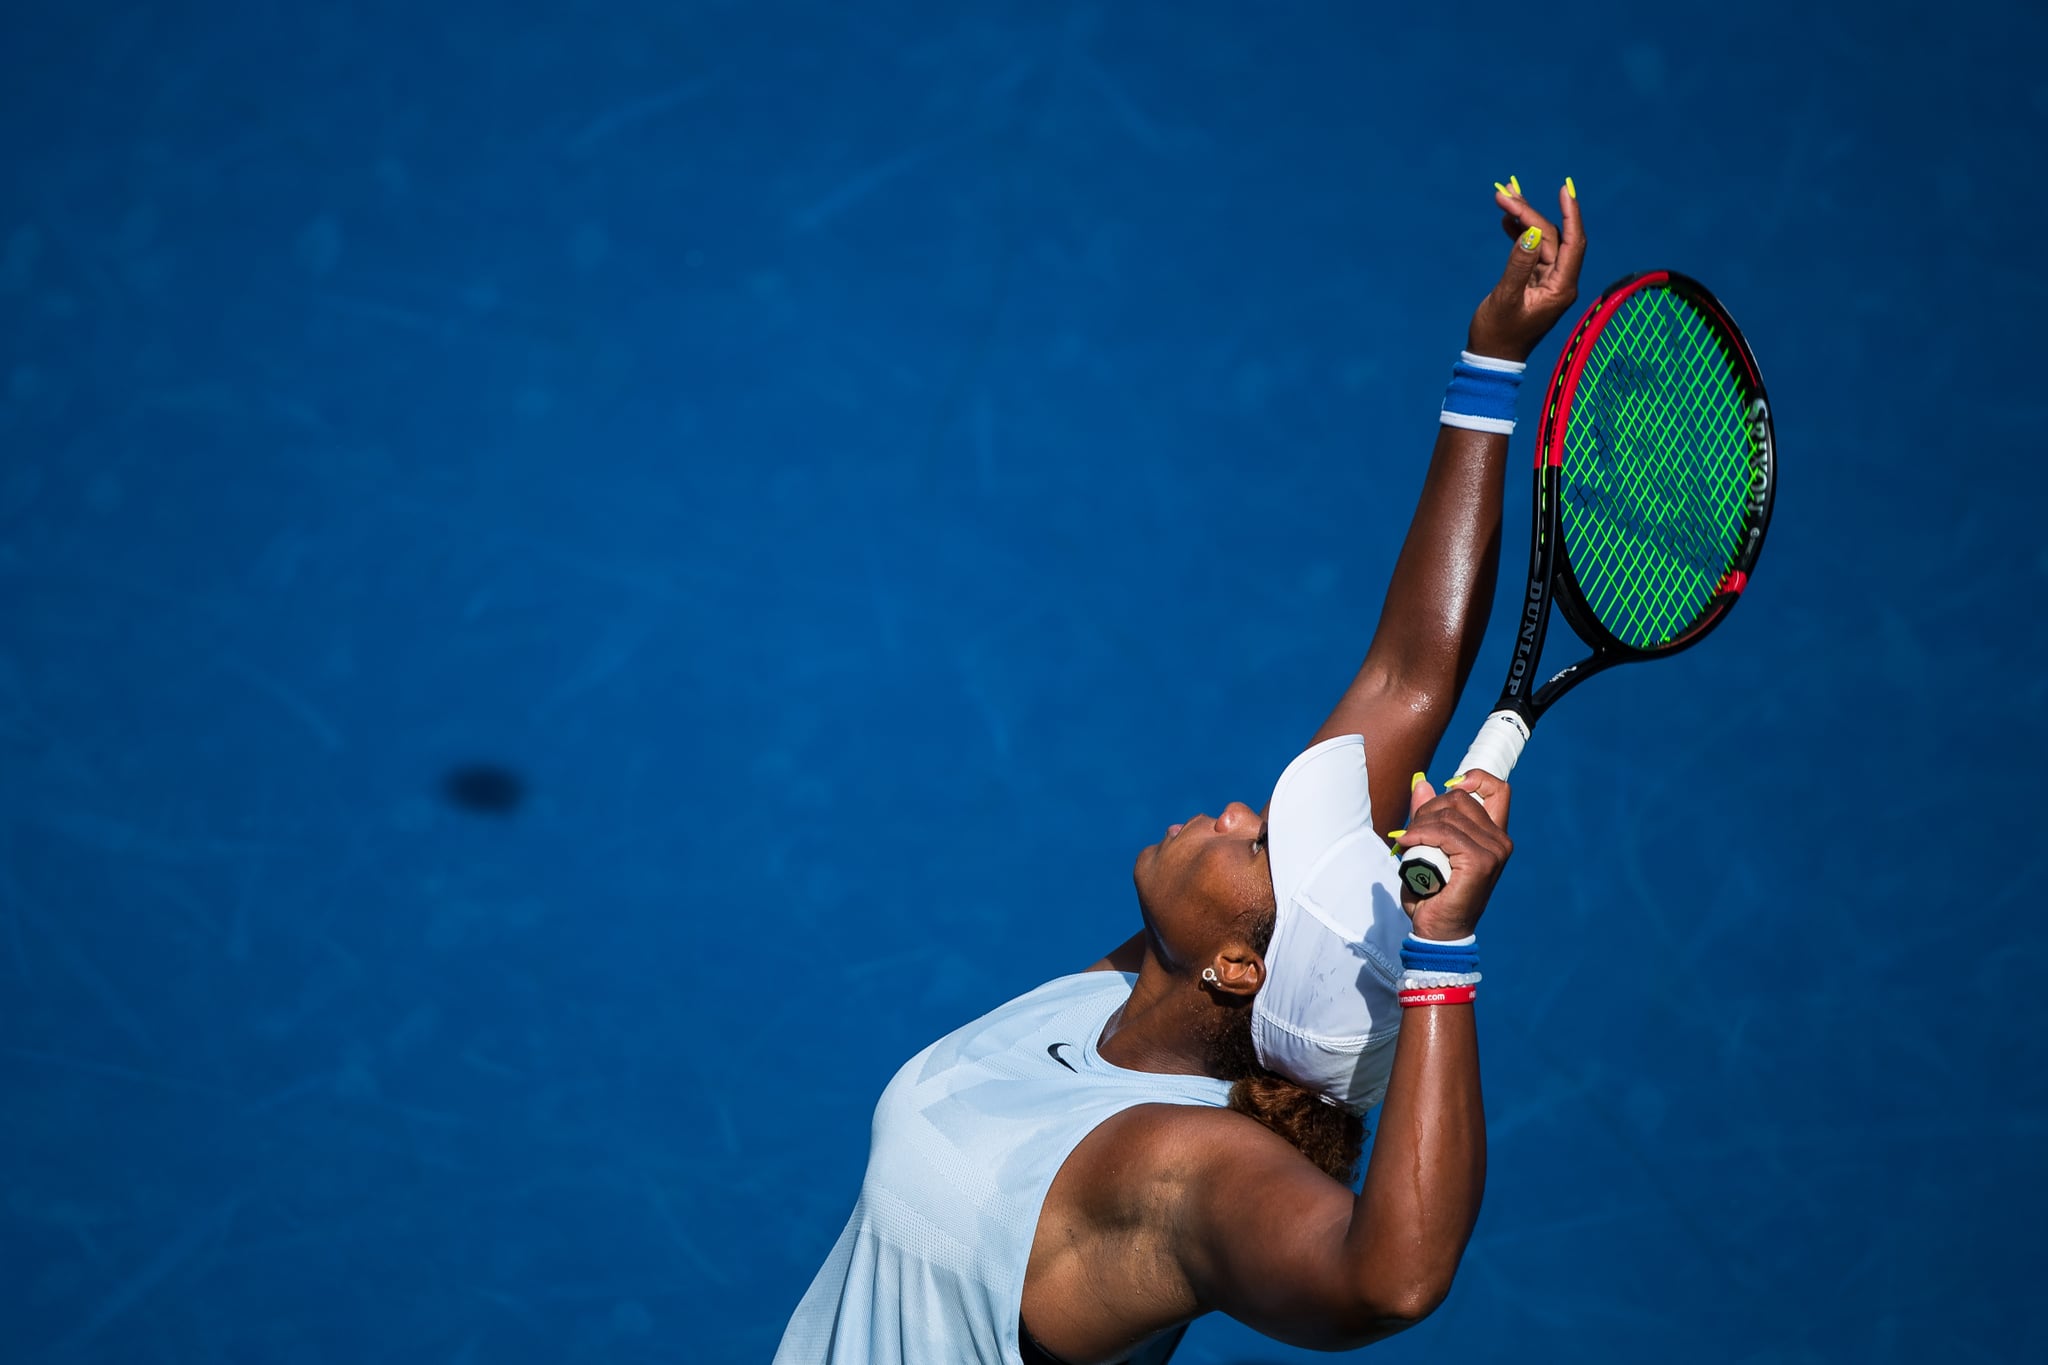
[777, 180, 1588, 1364]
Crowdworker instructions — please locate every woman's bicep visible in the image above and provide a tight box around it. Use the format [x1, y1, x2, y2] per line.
[1176, 1117, 1415, 1351]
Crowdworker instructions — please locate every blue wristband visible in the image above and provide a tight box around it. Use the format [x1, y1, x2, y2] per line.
[1401, 946, 1480, 967]
[1401, 934, 1480, 974]
[1441, 350, 1526, 435]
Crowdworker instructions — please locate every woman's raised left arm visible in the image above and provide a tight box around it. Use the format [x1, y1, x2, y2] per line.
[1309, 180, 1586, 832]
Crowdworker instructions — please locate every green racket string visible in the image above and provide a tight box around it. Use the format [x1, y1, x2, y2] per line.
[1558, 288, 1754, 650]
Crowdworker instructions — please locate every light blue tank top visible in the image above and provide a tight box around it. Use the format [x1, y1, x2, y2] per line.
[774, 971, 1233, 1364]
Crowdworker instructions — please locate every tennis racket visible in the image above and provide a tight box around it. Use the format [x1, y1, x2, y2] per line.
[1400, 269, 1776, 898]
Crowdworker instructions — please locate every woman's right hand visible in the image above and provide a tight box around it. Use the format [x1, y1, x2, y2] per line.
[1465, 179, 1587, 363]
[1394, 771, 1513, 940]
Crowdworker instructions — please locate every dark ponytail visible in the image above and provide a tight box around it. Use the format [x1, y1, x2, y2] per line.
[1228, 1070, 1365, 1184]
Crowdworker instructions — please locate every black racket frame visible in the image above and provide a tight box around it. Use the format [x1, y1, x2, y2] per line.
[1491, 269, 1777, 733]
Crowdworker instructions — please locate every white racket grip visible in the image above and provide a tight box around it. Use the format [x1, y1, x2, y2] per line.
[1454, 709, 1531, 786]
[1398, 710, 1531, 898]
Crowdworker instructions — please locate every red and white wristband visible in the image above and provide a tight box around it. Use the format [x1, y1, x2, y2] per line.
[1398, 969, 1482, 1008]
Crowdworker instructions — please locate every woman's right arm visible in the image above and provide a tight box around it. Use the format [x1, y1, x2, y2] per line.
[1174, 774, 1512, 1346]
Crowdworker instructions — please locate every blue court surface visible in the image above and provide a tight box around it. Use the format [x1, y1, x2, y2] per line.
[4, 2, 2045, 1361]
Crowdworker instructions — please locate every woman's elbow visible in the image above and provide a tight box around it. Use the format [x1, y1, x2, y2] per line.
[1326, 1273, 1457, 1348]
[1377, 1274, 1454, 1327]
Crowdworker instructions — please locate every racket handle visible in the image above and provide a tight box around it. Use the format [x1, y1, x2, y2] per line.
[1398, 710, 1531, 899]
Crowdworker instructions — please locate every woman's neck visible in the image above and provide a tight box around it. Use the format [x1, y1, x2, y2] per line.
[1095, 949, 1251, 1080]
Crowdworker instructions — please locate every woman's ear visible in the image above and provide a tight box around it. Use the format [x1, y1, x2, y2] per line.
[1209, 948, 1264, 998]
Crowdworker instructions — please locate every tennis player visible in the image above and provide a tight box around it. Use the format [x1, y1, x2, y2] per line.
[776, 180, 1588, 1364]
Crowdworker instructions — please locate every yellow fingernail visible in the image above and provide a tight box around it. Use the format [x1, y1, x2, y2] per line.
[1518, 226, 1542, 252]
[1444, 774, 1464, 788]
[1410, 771, 1427, 792]
[1386, 829, 1406, 843]
[1566, 175, 1577, 200]
[1494, 181, 1510, 196]
[1509, 174, 1522, 197]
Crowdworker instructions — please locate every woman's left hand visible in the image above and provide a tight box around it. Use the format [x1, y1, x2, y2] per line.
[1466, 178, 1587, 363]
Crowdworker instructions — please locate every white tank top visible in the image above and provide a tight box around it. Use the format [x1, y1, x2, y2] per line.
[774, 970, 1234, 1365]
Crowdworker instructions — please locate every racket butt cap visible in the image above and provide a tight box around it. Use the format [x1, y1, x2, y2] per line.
[1400, 848, 1451, 898]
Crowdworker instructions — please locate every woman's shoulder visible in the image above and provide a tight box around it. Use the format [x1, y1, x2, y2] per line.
[1039, 1101, 1315, 1317]
[1068, 1100, 1295, 1204]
